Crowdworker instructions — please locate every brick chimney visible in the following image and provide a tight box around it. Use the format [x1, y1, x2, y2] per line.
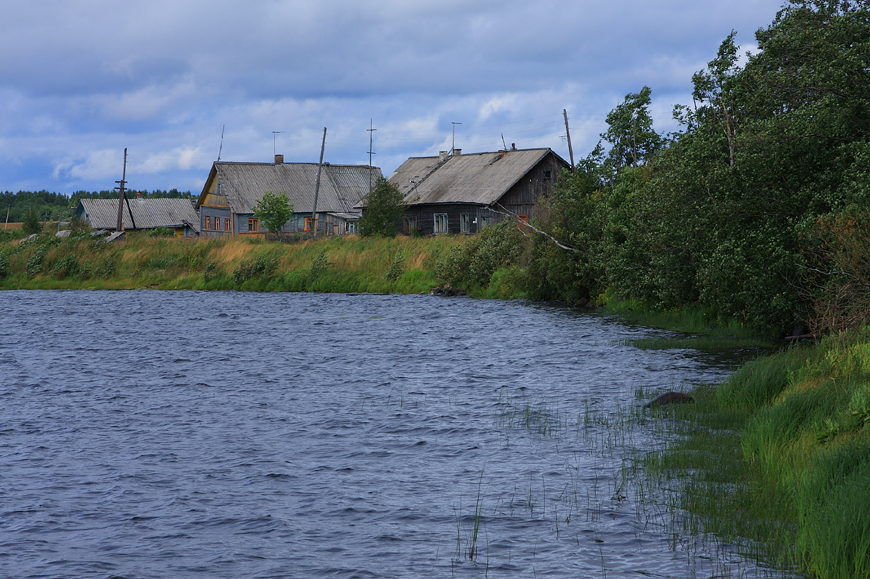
[274, 154, 284, 164]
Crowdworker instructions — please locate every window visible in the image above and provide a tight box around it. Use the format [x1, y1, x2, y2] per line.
[304, 216, 313, 232]
[214, 218, 221, 231]
[517, 215, 529, 224]
[460, 214, 471, 234]
[205, 216, 211, 230]
[346, 221, 357, 234]
[224, 218, 230, 233]
[404, 216, 417, 235]
[434, 213, 448, 234]
[248, 217, 259, 232]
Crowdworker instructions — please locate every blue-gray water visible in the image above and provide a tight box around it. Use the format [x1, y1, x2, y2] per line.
[0, 291, 788, 578]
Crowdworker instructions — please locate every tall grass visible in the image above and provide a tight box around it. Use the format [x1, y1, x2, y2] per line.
[643, 328, 870, 578]
[0, 232, 464, 294]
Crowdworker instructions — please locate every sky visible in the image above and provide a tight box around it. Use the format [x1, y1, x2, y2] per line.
[0, 0, 786, 195]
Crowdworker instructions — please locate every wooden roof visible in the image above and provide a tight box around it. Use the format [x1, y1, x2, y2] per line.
[77, 198, 200, 232]
[387, 148, 567, 206]
[198, 161, 382, 214]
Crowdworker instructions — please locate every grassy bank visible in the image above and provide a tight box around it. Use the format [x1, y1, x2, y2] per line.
[642, 329, 870, 578]
[0, 232, 465, 294]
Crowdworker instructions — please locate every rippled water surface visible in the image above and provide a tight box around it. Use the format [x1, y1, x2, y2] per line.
[0, 291, 789, 578]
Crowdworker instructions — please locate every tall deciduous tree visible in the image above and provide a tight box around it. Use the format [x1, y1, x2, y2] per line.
[359, 177, 405, 237]
[253, 192, 294, 237]
[600, 86, 662, 175]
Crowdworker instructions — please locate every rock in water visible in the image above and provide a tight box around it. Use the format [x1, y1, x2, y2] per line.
[645, 391, 694, 408]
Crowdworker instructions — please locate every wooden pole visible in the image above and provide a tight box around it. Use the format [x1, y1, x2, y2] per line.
[115, 148, 128, 231]
[563, 109, 575, 172]
[311, 127, 326, 237]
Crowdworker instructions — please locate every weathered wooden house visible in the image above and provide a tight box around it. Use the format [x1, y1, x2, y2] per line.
[196, 156, 382, 237]
[385, 147, 569, 235]
[75, 198, 200, 236]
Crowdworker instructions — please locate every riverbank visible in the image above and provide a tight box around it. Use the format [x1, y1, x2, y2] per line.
[0, 232, 464, 294]
[641, 328, 870, 579]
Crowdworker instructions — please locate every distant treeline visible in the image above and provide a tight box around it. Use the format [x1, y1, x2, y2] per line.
[1, 189, 193, 222]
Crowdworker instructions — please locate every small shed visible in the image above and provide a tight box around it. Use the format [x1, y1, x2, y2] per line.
[75, 198, 201, 236]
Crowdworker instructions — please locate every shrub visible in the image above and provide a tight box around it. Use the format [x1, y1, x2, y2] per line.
[359, 177, 405, 237]
[147, 227, 175, 237]
[22, 208, 43, 235]
[232, 254, 277, 285]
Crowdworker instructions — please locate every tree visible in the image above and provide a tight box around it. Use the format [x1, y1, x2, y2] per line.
[22, 208, 42, 235]
[253, 191, 294, 237]
[359, 177, 405, 237]
[600, 86, 662, 175]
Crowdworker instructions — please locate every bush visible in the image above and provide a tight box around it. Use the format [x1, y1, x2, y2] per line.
[232, 253, 277, 285]
[22, 208, 43, 235]
[147, 227, 175, 237]
[359, 177, 405, 237]
[434, 221, 526, 289]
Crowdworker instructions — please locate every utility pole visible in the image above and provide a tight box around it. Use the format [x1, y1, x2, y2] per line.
[367, 119, 376, 194]
[115, 148, 128, 231]
[311, 127, 327, 237]
[563, 109, 575, 172]
[452, 122, 462, 154]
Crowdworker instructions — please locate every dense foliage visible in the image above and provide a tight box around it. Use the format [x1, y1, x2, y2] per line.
[359, 177, 405, 237]
[525, 0, 870, 336]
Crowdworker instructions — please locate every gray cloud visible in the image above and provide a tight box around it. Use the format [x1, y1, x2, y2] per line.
[0, 0, 784, 193]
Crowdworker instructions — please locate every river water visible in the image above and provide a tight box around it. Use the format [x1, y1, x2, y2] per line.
[0, 290, 792, 578]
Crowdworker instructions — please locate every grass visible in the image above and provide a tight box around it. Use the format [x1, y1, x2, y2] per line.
[640, 328, 870, 578]
[0, 232, 465, 294]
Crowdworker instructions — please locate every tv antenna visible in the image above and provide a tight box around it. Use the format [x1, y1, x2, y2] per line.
[217, 125, 225, 161]
[451, 121, 462, 154]
[272, 131, 284, 157]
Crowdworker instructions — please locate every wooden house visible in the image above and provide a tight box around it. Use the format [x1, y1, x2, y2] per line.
[385, 147, 569, 235]
[196, 156, 382, 237]
[75, 198, 200, 236]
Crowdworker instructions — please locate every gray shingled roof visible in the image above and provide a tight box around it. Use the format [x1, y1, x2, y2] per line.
[202, 162, 382, 214]
[387, 148, 561, 206]
[77, 198, 200, 232]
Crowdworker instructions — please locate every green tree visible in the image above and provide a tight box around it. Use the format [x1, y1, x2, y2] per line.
[359, 177, 405, 237]
[22, 208, 42, 235]
[253, 191, 294, 237]
[600, 86, 662, 176]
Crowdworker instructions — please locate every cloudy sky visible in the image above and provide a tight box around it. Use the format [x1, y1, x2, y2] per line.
[1, 0, 784, 195]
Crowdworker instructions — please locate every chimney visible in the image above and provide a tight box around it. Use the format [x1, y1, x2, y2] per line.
[439, 151, 449, 161]
[511, 143, 517, 151]
[274, 154, 284, 164]
[136, 191, 143, 199]
[452, 148, 462, 156]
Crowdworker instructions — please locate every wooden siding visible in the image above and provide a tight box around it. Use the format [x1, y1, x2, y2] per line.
[403, 204, 501, 235]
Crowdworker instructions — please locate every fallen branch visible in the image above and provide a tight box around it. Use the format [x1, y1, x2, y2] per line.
[490, 203, 579, 252]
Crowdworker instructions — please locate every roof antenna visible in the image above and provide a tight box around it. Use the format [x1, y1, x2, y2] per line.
[217, 125, 225, 162]
[272, 131, 284, 158]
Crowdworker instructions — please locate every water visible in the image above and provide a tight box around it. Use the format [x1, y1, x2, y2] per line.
[0, 290, 788, 578]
